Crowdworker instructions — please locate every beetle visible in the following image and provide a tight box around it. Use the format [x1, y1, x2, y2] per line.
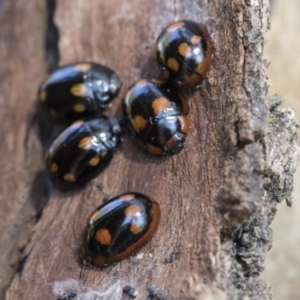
[38, 62, 122, 124]
[123, 78, 190, 155]
[80, 192, 160, 266]
[154, 20, 212, 87]
[45, 117, 122, 190]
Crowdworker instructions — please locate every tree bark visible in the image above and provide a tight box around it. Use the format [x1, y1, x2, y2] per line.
[1, 0, 299, 300]
[0, 0, 47, 298]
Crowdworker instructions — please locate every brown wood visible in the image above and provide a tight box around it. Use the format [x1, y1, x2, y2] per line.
[1, 0, 299, 299]
[0, 0, 47, 299]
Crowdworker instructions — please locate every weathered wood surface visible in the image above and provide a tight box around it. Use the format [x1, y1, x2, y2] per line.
[0, 0, 47, 299]
[1, 0, 299, 299]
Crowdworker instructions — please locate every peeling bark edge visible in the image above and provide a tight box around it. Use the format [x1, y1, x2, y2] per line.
[226, 95, 300, 300]
[219, 0, 270, 235]
[216, 1, 300, 299]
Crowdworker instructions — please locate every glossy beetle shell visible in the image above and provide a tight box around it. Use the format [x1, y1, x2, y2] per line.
[45, 117, 121, 190]
[80, 193, 160, 266]
[123, 78, 190, 155]
[154, 20, 212, 87]
[38, 62, 122, 124]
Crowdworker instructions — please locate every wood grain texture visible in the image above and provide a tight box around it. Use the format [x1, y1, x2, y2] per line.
[0, 0, 47, 298]
[1, 0, 282, 299]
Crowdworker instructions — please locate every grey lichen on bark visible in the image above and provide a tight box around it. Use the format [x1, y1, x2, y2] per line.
[215, 0, 300, 299]
[264, 95, 300, 208]
[226, 95, 300, 300]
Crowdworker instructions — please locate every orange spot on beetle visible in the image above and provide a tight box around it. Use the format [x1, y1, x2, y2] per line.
[63, 173, 76, 182]
[151, 97, 170, 115]
[78, 137, 92, 149]
[191, 35, 202, 45]
[73, 103, 86, 113]
[124, 205, 141, 217]
[178, 42, 191, 57]
[39, 91, 47, 102]
[130, 222, 142, 235]
[151, 78, 166, 85]
[50, 163, 58, 173]
[167, 58, 179, 72]
[89, 157, 100, 166]
[95, 228, 111, 245]
[132, 115, 148, 133]
[70, 83, 88, 97]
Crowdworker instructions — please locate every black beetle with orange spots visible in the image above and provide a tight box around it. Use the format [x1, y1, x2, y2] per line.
[123, 78, 190, 155]
[45, 117, 122, 190]
[38, 62, 122, 124]
[80, 193, 160, 267]
[154, 20, 212, 87]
